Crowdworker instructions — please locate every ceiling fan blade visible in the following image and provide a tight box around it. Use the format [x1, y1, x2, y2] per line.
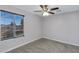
[40, 5, 43, 9]
[50, 7, 59, 11]
[34, 10, 42, 12]
[44, 5, 48, 8]
[44, 5, 48, 11]
[48, 12, 55, 14]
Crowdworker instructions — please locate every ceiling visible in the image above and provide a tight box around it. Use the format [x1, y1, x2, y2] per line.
[13, 5, 79, 16]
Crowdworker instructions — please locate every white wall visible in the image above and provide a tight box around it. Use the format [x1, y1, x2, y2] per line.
[1, 5, 79, 52]
[0, 6, 42, 52]
[43, 11, 79, 46]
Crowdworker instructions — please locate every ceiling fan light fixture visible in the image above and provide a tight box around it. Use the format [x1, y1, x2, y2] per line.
[42, 12, 49, 16]
[34, 5, 59, 16]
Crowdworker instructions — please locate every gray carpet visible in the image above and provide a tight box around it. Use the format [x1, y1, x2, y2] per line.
[7, 38, 79, 53]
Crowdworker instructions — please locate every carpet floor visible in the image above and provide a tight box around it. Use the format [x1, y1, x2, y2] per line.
[7, 38, 79, 53]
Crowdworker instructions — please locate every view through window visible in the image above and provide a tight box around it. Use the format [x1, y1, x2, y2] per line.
[0, 10, 24, 41]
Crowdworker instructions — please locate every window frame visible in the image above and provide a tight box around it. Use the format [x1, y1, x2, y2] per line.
[0, 10, 24, 41]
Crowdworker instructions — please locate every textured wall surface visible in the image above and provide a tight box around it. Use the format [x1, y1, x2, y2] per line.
[0, 6, 42, 52]
[43, 11, 79, 46]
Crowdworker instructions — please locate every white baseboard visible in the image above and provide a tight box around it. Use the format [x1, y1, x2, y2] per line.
[2, 37, 41, 53]
[44, 36, 79, 47]
[2, 37, 79, 53]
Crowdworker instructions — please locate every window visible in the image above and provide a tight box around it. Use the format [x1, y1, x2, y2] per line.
[0, 10, 24, 41]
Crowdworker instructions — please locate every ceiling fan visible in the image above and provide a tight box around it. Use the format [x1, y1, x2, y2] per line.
[34, 5, 59, 16]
